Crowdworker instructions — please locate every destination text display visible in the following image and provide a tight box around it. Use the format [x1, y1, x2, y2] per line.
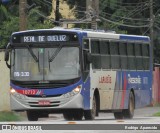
[12, 33, 78, 43]
[22, 35, 68, 42]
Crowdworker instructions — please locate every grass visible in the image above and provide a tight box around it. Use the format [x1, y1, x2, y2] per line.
[0, 111, 24, 121]
[153, 112, 160, 117]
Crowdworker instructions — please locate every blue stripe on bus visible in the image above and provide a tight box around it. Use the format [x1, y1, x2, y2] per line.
[10, 79, 83, 96]
[120, 35, 150, 42]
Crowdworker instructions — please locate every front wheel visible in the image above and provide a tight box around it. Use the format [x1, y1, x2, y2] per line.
[63, 110, 83, 120]
[84, 96, 96, 120]
[63, 112, 74, 120]
[123, 92, 135, 119]
[27, 111, 39, 121]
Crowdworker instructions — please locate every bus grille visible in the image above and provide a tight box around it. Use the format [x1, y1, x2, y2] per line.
[28, 101, 60, 107]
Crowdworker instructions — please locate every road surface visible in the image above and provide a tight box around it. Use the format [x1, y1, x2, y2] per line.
[0, 106, 160, 133]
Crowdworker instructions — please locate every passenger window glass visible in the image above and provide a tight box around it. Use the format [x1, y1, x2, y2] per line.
[142, 44, 149, 56]
[127, 43, 134, 56]
[100, 41, 109, 55]
[110, 42, 119, 55]
[135, 44, 142, 56]
[119, 43, 127, 55]
[91, 40, 100, 54]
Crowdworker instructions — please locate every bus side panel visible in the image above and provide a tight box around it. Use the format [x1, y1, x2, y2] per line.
[90, 70, 117, 110]
[112, 72, 130, 110]
[81, 77, 91, 110]
[134, 71, 152, 108]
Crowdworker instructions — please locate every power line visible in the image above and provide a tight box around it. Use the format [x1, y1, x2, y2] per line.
[100, 11, 150, 22]
[99, 16, 150, 28]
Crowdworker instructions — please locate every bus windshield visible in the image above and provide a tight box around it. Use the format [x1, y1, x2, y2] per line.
[11, 46, 80, 81]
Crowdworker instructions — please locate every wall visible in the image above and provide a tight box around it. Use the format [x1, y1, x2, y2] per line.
[152, 67, 160, 105]
[0, 51, 10, 111]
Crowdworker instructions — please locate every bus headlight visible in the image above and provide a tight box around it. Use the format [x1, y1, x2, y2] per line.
[10, 88, 26, 99]
[63, 85, 82, 98]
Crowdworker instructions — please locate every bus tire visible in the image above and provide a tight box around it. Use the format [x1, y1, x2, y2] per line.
[63, 111, 74, 120]
[27, 111, 39, 121]
[114, 112, 123, 119]
[73, 110, 83, 120]
[84, 95, 96, 120]
[123, 92, 134, 119]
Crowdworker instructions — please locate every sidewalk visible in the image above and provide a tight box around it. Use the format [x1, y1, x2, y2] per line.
[134, 106, 160, 117]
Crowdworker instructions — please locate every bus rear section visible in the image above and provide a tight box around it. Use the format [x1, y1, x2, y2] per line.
[85, 32, 152, 119]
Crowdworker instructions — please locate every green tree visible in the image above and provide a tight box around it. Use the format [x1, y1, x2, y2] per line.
[0, 0, 53, 48]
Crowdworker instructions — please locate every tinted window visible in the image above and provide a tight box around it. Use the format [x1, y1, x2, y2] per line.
[128, 57, 136, 70]
[127, 43, 134, 55]
[101, 55, 111, 69]
[121, 56, 128, 69]
[142, 44, 149, 56]
[119, 43, 127, 55]
[143, 57, 150, 70]
[136, 57, 143, 70]
[110, 42, 119, 55]
[91, 40, 100, 54]
[100, 41, 109, 55]
[92, 55, 101, 69]
[111, 56, 120, 69]
[135, 44, 142, 56]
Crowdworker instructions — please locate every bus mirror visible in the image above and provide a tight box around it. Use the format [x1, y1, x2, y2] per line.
[5, 51, 9, 62]
[4, 43, 11, 69]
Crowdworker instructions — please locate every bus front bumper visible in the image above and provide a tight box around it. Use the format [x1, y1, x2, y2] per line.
[10, 93, 84, 111]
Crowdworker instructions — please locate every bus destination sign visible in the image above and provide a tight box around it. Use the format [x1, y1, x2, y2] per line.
[21, 35, 68, 43]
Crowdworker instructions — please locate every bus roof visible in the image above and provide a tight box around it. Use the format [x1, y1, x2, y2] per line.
[12, 28, 150, 42]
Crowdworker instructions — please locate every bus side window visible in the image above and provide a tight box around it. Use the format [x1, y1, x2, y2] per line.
[142, 44, 150, 70]
[91, 40, 101, 69]
[110, 41, 120, 70]
[135, 43, 143, 70]
[100, 41, 111, 69]
[119, 42, 127, 70]
[127, 43, 136, 70]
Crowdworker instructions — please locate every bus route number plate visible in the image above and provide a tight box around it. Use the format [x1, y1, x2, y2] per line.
[38, 100, 51, 105]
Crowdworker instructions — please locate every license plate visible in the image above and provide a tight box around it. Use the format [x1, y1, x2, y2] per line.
[38, 100, 51, 105]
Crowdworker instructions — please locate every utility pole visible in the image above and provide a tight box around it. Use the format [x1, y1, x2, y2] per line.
[86, 0, 99, 30]
[55, 0, 60, 26]
[150, 0, 154, 62]
[19, 0, 27, 31]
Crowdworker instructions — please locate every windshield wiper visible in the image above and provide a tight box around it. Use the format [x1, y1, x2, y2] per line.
[48, 44, 63, 62]
[26, 45, 40, 72]
[48, 44, 63, 71]
[26, 45, 39, 62]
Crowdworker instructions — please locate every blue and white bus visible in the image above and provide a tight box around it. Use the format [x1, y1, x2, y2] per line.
[5, 28, 152, 121]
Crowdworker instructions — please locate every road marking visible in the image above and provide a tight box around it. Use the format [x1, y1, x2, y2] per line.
[68, 121, 77, 124]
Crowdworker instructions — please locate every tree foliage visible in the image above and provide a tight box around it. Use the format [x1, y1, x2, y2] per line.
[63, 0, 160, 62]
[0, 0, 53, 48]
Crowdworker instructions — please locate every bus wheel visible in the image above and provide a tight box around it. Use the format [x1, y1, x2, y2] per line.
[114, 112, 123, 119]
[123, 92, 134, 119]
[73, 110, 83, 120]
[27, 111, 39, 121]
[84, 95, 96, 120]
[63, 112, 74, 120]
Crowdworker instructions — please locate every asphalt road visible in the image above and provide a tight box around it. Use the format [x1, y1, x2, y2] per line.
[0, 106, 160, 133]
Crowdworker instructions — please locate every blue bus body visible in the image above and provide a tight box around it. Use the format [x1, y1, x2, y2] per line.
[7, 28, 152, 120]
